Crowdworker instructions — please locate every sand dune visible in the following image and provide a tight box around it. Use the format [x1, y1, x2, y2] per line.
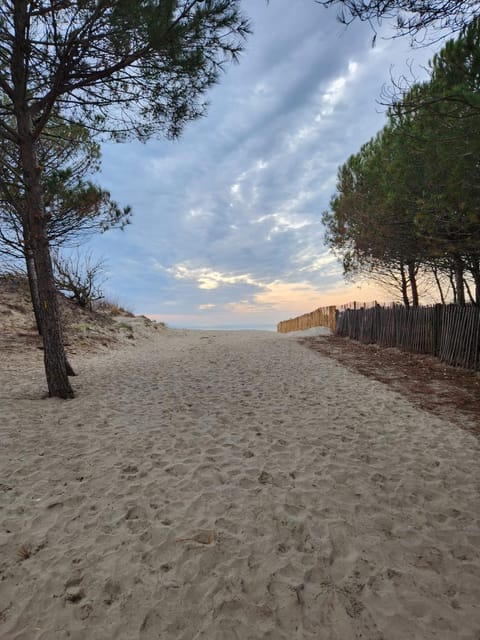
[1, 329, 479, 639]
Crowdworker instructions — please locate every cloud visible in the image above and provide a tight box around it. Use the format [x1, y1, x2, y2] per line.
[88, 0, 440, 327]
[166, 263, 260, 291]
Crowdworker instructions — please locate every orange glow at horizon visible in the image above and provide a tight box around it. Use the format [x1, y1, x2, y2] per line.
[146, 278, 391, 327]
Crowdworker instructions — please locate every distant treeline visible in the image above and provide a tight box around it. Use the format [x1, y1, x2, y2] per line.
[323, 18, 480, 307]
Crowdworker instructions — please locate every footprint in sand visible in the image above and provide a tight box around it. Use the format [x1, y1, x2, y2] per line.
[139, 610, 163, 638]
[415, 546, 443, 571]
[259, 471, 273, 485]
[64, 575, 85, 604]
[122, 464, 138, 474]
[125, 505, 148, 520]
[103, 578, 121, 605]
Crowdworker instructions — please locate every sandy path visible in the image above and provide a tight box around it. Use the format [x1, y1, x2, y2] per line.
[1, 330, 479, 639]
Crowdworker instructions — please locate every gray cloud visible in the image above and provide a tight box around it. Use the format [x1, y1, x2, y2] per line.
[87, 0, 440, 327]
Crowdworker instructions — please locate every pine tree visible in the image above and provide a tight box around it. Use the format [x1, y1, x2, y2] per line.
[0, 1, 249, 398]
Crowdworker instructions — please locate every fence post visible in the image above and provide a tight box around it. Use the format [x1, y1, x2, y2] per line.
[433, 304, 442, 357]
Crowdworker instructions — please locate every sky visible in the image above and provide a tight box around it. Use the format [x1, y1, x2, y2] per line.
[87, 0, 441, 330]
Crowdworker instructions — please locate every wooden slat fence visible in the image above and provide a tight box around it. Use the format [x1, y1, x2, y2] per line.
[277, 306, 337, 334]
[336, 304, 480, 370]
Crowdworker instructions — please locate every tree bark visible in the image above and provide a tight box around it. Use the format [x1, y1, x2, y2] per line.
[449, 269, 457, 304]
[12, 1, 73, 398]
[15, 128, 73, 396]
[407, 260, 419, 306]
[464, 277, 475, 305]
[454, 256, 465, 306]
[24, 237, 43, 335]
[470, 259, 480, 306]
[26, 242, 77, 378]
[432, 265, 446, 304]
[23, 232, 76, 376]
[31, 216, 74, 396]
[400, 262, 410, 307]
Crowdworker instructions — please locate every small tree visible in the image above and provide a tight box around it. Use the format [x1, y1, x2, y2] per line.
[53, 252, 106, 311]
[0, 120, 131, 333]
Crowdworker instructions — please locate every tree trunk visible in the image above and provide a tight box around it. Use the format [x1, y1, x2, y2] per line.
[31, 219, 74, 396]
[454, 256, 465, 306]
[469, 259, 480, 307]
[449, 269, 457, 304]
[12, 1, 73, 398]
[15, 128, 74, 397]
[24, 238, 43, 334]
[23, 234, 77, 377]
[432, 265, 446, 305]
[464, 277, 475, 305]
[400, 262, 410, 307]
[407, 261, 419, 307]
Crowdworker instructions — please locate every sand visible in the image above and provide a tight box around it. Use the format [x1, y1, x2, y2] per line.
[1, 328, 479, 640]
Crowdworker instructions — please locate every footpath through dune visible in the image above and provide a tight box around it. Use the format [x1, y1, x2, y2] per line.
[1, 329, 479, 640]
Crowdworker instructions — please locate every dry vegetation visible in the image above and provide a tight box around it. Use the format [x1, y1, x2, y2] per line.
[0, 274, 162, 356]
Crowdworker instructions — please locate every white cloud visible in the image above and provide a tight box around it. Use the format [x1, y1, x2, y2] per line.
[187, 207, 212, 219]
[318, 60, 359, 117]
[254, 213, 312, 234]
[287, 59, 362, 152]
[167, 263, 259, 291]
[230, 183, 241, 197]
